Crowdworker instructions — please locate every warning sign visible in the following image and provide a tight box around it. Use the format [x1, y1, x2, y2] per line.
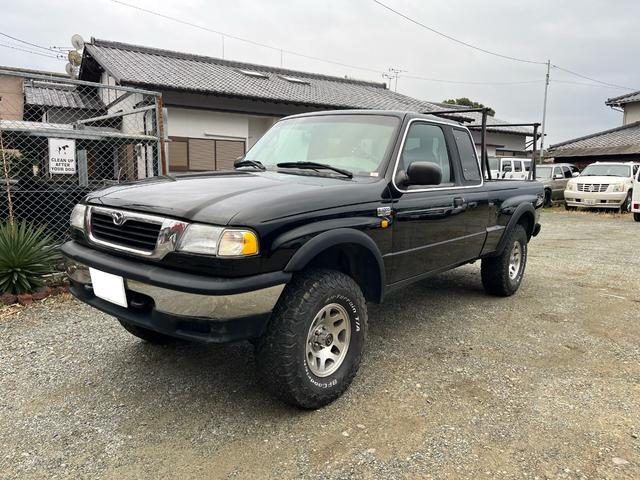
[48, 138, 76, 175]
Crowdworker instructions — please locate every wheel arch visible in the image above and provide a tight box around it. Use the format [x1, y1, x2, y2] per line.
[494, 202, 537, 255]
[283, 228, 386, 303]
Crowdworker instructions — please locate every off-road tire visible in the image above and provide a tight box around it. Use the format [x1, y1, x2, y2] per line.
[621, 190, 632, 213]
[543, 189, 552, 208]
[118, 320, 176, 344]
[481, 224, 528, 297]
[634, 212, 640, 222]
[256, 269, 367, 409]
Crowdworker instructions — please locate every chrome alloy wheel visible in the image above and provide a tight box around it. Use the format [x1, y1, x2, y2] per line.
[305, 303, 351, 377]
[508, 241, 522, 280]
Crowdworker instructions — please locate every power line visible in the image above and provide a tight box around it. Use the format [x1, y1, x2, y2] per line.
[403, 74, 541, 86]
[0, 32, 58, 53]
[0, 42, 63, 60]
[551, 64, 636, 91]
[109, 0, 382, 74]
[371, 0, 546, 65]
[551, 79, 633, 90]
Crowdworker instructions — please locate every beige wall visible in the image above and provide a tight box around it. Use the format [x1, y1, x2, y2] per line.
[0, 75, 24, 121]
[623, 102, 640, 125]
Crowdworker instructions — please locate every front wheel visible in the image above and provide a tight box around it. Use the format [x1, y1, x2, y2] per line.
[481, 224, 528, 297]
[634, 212, 640, 222]
[543, 189, 552, 208]
[256, 269, 367, 409]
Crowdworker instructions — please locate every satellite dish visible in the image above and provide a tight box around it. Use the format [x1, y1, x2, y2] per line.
[68, 50, 82, 66]
[65, 63, 76, 78]
[71, 34, 85, 51]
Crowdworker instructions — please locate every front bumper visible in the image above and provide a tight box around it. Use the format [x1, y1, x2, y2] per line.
[62, 241, 290, 343]
[564, 190, 627, 209]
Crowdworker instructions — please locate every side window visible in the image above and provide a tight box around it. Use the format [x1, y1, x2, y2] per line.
[513, 161, 522, 172]
[562, 166, 572, 178]
[452, 129, 481, 182]
[524, 160, 531, 172]
[634, 164, 639, 178]
[501, 160, 512, 172]
[400, 123, 452, 183]
[553, 167, 562, 178]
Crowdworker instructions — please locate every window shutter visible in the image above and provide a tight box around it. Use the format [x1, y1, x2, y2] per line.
[168, 138, 188, 171]
[215, 140, 245, 170]
[188, 138, 216, 171]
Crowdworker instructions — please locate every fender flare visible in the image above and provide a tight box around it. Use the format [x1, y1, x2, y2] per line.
[494, 202, 536, 255]
[284, 228, 386, 302]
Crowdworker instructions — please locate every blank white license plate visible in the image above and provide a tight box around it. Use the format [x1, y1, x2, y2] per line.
[584, 199, 596, 206]
[89, 268, 127, 307]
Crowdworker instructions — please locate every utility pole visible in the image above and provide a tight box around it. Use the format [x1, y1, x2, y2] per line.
[538, 59, 551, 164]
[383, 68, 406, 92]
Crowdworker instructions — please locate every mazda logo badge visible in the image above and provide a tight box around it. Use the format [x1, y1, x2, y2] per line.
[111, 211, 125, 226]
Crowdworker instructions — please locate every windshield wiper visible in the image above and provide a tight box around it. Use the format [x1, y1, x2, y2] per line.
[234, 159, 266, 170]
[276, 161, 353, 178]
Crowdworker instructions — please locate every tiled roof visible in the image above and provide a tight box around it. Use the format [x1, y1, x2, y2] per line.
[82, 39, 445, 113]
[548, 121, 640, 157]
[605, 90, 640, 107]
[24, 81, 104, 110]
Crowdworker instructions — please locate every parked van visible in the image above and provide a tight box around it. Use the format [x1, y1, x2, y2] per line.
[489, 157, 531, 180]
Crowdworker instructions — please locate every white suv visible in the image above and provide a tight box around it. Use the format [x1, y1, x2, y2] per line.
[564, 162, 638, 211]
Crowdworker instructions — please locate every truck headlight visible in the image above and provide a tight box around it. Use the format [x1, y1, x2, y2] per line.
[177, 224, 224, 255]
[218, 229, 259, 257]
[177, 225, 258, 256]
[70, 204, 87, 231]
[611, 183, 624, 192]
[566, 182, 576, 191]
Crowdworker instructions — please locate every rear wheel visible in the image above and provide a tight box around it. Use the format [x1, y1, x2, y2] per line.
[118, 320, 176, 344]
[634, 213, 640, 222]
[481, 224, 528, 297]
[621, 190, 632, 213]
[256, 269, 367, 409]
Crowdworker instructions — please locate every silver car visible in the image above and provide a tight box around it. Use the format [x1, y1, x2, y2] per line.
[535, 163, 579, 206]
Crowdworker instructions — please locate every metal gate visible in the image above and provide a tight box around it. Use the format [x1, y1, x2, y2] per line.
[0, 69, 165, 241]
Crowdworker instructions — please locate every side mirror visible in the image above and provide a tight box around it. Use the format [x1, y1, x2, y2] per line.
[397, 162, 442, 187]
[554, 173, 564, 179]
[503, 166, 513, 172]
[572, 172, 580, 177]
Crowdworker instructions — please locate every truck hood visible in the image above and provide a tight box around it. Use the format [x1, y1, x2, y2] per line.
[85, 171, 382, 225]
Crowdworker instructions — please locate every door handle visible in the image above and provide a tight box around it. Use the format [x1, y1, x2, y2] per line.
[451, 197, 467, 214]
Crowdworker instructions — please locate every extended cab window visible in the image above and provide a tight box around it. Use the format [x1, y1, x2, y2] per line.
[452, 129, 480, 182]
[400, 123, 452, 183]
[514, 161, 522, 172]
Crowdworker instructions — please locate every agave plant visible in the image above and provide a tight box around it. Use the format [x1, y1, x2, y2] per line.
[0, 221, 61, 294]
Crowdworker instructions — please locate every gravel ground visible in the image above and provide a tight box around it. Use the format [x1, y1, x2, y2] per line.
[1, 210, 639, 479]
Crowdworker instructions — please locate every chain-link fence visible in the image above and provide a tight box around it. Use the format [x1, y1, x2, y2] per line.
[0, 69, 165, 241]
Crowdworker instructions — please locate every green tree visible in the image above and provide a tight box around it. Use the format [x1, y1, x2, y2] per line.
[443, 98, 495, 117]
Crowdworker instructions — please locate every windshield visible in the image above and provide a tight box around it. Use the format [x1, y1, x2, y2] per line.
[536, 166, 552, 179]
[245, 115, 400, 176]
[580, 164, 630, 177]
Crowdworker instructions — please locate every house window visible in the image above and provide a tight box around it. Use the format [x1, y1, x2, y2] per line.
[168, 137, 245, 172]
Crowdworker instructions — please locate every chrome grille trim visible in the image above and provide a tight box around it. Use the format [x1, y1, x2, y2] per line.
[577, 183, 609, 193]
[86, 206, 189, 259]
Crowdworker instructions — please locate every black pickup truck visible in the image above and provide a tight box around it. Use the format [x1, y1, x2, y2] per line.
[62, 110, 542, 408]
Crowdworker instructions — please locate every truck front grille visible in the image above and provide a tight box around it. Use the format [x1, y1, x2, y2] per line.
[577, 183, 608, 193]
[90, 210, 161, 252]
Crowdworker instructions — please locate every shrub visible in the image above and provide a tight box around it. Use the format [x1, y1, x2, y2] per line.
[0, 221, 61, 294]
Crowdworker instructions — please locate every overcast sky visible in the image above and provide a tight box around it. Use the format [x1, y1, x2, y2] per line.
[3, 0, 639, 145]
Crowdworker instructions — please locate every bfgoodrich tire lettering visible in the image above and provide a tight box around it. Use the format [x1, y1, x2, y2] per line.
[481, 224, 528, 297]
[256, 269, 367, 409]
